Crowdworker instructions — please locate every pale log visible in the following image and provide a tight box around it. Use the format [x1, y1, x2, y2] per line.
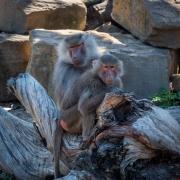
[0, 73, 179, 180]
[0, 107, 54, 180]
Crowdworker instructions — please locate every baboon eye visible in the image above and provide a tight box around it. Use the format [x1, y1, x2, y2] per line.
[104, 65, 108, 69]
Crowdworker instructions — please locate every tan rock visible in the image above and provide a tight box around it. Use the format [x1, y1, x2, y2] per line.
[112, 0, 180, 49]
[0, 0, 86, 34]
[27, 29, 171, 98]
[0, 33, 30, 101]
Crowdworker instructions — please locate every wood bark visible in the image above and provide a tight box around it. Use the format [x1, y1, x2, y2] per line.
[0, 73, 179, 180]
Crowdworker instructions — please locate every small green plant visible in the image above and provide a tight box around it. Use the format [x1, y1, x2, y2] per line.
[152, 89, 180, 108]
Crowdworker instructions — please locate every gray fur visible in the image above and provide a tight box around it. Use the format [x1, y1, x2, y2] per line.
[52, 33, 101, 178]
[53, 32, 101, 112]
[61, 54, 124, 142]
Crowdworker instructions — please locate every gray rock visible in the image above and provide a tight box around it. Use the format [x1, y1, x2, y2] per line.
[0, 0, 86, 34]
[95, 23, 126, 33]
[0, 33, 30, 102]
[27, 29, 171, 99]
[111, 0, 180, 49]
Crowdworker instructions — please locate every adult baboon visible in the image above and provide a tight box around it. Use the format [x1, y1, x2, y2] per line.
[53, 32, 100, 133]
[52, 32, 100, 178]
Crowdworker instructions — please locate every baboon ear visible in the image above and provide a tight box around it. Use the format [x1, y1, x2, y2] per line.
[92, 59, 99, 68]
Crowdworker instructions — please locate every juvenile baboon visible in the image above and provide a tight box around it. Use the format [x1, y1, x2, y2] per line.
[62, 53, 124, 145]
[53, 32, 100, 178]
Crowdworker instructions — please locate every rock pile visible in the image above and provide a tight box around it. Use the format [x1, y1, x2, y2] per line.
[111, 0, 180, 90]
[112, 0, 180, 49]
[27, 29, 171, 98]
[0, 0, 86, 101]
[0, 0, 86, 34]
[0, 0, 180, 101]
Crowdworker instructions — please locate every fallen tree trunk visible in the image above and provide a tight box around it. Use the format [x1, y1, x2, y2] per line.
[0, 107, 54, 180]
[0, 73, 179, 180]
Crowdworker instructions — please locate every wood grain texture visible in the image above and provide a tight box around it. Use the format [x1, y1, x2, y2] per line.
[0, 107, 54, 180]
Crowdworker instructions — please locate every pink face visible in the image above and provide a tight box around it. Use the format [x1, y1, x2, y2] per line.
[99, 64, 118, 85]
[69, 43, 85, 66]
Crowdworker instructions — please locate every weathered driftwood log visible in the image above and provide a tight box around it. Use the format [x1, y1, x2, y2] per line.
[7, 73, 58, 151]
[6, 73, 84, 179]
[96, 93, 180, 178]
[0, 107, 54, 180]
[64, 92, 180, 179]
[0, 73, 179, 180]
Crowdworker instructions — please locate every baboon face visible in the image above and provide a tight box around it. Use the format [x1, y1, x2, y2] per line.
[93, 54, 123, 86]
[68, 42, 86, 66]
[99, 63, 118, 85]
[65, 33, 88, 67]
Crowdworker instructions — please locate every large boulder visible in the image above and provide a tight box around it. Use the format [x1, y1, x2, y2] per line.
[0, 0, 86, 34]
[111, 0, 180, 49]
[27, 29, 171, 98]
[0, 33, 30, 101]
